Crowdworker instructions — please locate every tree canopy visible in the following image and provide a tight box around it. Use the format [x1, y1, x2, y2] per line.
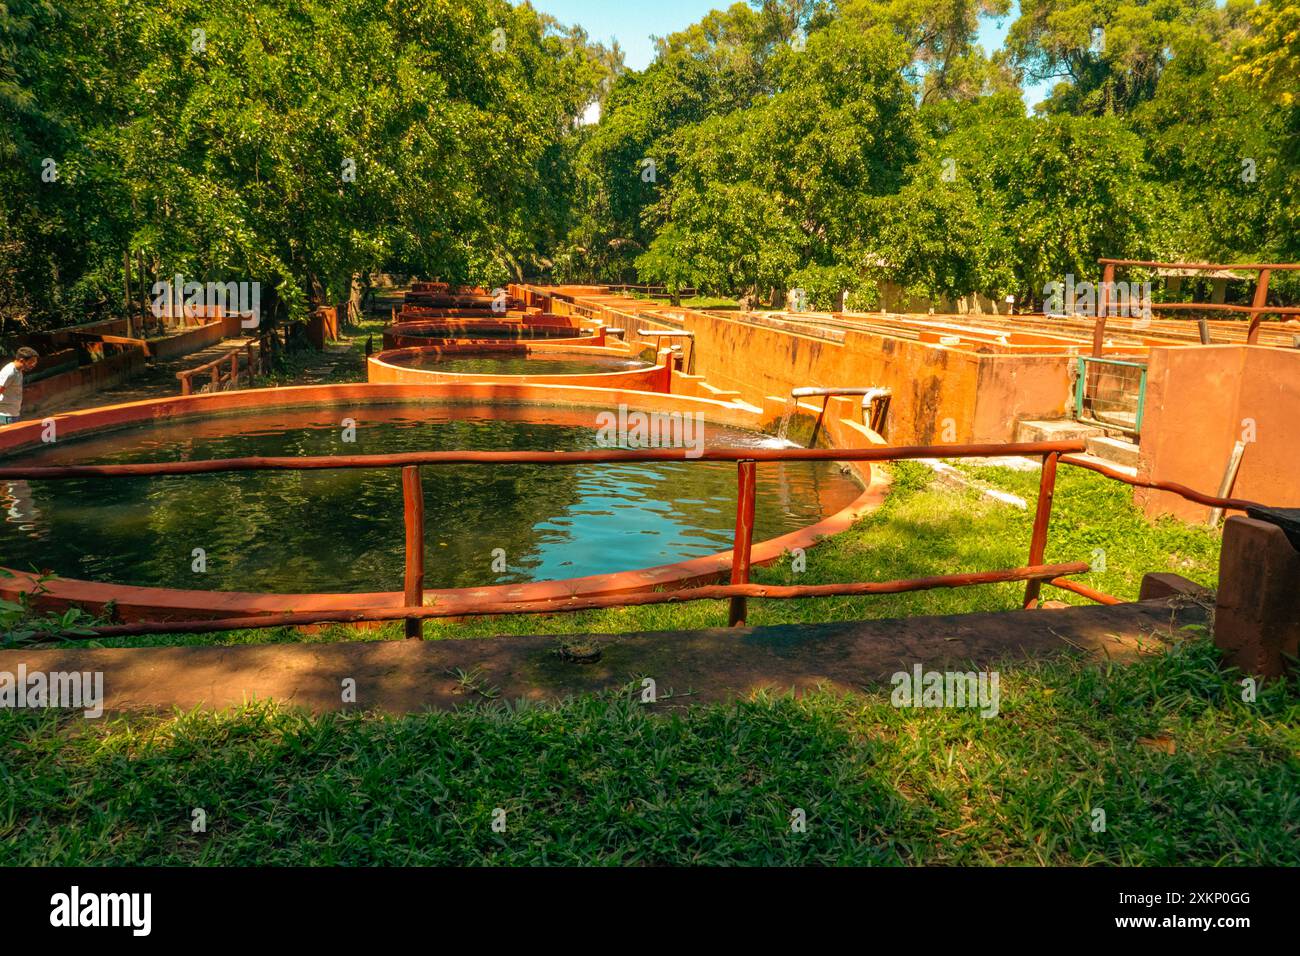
[1, 0, 615, 333]
[3, 0, 1297, 329]
[565, 0, 1298, 308]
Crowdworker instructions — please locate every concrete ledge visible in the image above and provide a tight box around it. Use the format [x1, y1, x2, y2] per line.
[0, 599, 1207, 715]
[1215, 516, 1300, 679]
[1139, 572, 1209, 601]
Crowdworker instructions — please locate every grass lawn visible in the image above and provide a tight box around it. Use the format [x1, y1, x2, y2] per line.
[4, 461, 1295, 866]
[2, 636, 1295, 865]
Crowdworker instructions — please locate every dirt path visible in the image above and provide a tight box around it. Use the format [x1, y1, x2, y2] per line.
[1, 598, 1206, 716]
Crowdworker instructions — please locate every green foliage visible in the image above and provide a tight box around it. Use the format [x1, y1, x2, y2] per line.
[5, 0, 1297, 319]
[571, 0, 1298, 300]
[634, 13, 921, 298]
[877, 108, 1165, 303]
[0, 0, 615, 333]
[0, 569, 108, 647]
[1008, 0, 1219, 116]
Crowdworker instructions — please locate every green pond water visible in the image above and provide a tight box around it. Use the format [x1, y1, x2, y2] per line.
[393, 355, 651, 376]
[0, 405, 862, 593]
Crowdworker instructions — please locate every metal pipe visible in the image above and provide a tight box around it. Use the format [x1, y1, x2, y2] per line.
[791, 387, 892, 446]
[790, 387, 882, 398]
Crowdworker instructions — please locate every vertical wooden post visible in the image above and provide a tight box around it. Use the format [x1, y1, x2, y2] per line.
[1023, 452, 1060, 609]
[728, 459, 758, 627]
[229, 352, 238, 389]
[123, 249, 134, 339]
[1247, 268, 1271, 344]
[210, 365, 220, 393]
[180, 374, 192, 397]
[402, 465, 425, 639]
[1092, 262, 1115, 357]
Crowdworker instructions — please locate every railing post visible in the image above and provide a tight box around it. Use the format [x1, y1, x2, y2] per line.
[210, 365, 220, 393]
[180, 374, 191, 397]
[402, 465, 425, 639]
[1092, 262, 1115, 357]
[1024, 451, 1060, 609]
[230, 352, 238, 389]
[1247, 268, 1271, 344]
[728, 459, 757, 627]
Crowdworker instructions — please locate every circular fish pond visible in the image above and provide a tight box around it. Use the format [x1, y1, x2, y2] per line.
[382, 320, 601, 350]
[0, 384, 884, 619]
[368, 343, 666, 390]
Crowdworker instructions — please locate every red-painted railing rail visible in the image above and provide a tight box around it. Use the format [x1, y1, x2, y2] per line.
[0, 439, 1272, 640]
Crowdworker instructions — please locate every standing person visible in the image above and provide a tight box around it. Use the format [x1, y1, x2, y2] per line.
[0, 347, 39, 425]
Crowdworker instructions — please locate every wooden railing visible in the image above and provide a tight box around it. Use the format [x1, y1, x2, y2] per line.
[0, 439, 1272, 641]
[176, 343, 257, 396]
[1094, 258, 1300, 353]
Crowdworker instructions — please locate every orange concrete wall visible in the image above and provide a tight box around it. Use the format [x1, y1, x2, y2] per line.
[1138, 345, 1300, 520]
[23, 348, 149, 414]
[149, 321, 227, 361]
[524, 286, 1073, 444]
[972, 355, 1074, 442]
[367, 349, 672, 393]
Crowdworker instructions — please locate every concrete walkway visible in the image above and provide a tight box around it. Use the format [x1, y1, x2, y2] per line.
[36, 332, 369, 416]
[36, 338, 257, 415]
[1, 597, 1208, 715]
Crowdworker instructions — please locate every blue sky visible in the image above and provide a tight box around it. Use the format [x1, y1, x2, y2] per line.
[531, 0, 1056, 109]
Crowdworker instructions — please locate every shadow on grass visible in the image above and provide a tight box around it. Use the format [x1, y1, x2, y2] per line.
[0, 634, 1294, 866]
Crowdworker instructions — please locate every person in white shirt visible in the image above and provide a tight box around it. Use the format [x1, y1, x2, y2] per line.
[0, 347, 40, 425]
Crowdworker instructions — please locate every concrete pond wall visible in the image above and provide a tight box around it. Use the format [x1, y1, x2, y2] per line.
[518, 285, 1074, 445]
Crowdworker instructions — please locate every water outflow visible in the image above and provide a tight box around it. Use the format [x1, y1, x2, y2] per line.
[775, 395, 798, 445]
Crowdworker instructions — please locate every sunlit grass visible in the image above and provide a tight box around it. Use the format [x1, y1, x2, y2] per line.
[1, 633, 1294, 865]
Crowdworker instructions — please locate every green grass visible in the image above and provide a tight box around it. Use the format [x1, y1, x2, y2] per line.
[2, 462, 1294, 866]
[1, 634, 1295, 865]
